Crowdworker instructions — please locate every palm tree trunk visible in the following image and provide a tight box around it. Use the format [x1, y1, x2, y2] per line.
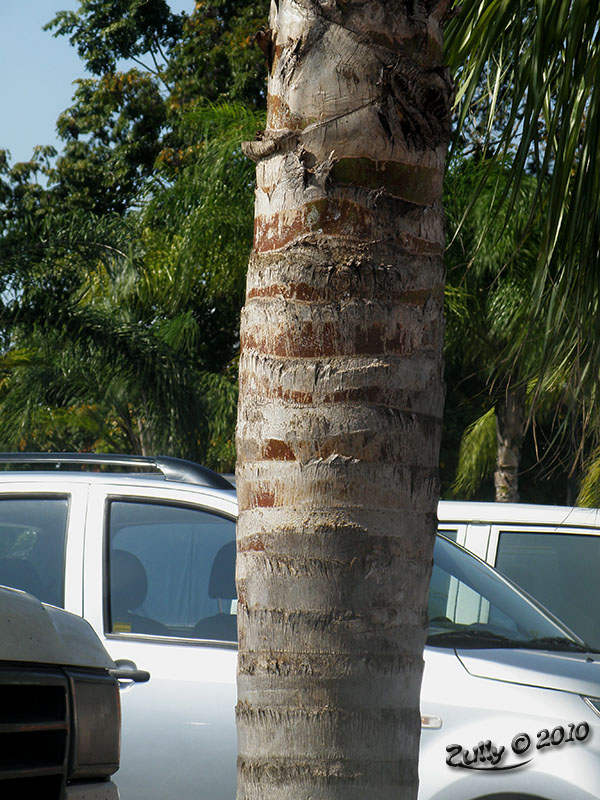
[494, 388, 526, 502]
[236, 2, 452, 797]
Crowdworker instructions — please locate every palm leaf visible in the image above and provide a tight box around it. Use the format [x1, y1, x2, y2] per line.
[446, 1, 600, 391]
[451, 407, 497, 497]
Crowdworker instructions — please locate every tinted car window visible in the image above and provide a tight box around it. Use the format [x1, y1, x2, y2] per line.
[0, 497, 68, 606]
[428, 536, 576, 648]
[107, 500, 236, 641]
[437, 526, 458, 542]
[495, 530, 600, 650]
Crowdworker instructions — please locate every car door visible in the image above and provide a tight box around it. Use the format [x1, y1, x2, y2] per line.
[83, 482, 238, 800]
[486, 523, 600, 652]
[0, 479, 87, 613]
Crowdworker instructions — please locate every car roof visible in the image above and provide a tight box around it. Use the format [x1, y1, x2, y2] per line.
[0, 470, 239, 515]
[1, 456, 596, 531]
[0, 452, 238, 508]
[438, 499, 600, 529]
[0, 452, 234, 489]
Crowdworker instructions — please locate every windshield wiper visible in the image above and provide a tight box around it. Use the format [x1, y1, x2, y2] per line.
[515, 636, 590, 653]
[427, 629, 594, 653]
[427, 629, 518, 648]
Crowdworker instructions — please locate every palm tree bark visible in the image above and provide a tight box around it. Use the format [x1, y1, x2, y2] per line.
[494, 387, 526, 502]
[236, 1, 453, 797]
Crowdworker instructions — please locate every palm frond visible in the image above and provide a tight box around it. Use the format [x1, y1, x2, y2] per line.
[446, 1, 600, 390]
[577, 449, 600, 508]
[451, 407, 497, 498]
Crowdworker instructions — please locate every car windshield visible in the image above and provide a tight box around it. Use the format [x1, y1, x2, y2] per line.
[427, 536, 587, 652]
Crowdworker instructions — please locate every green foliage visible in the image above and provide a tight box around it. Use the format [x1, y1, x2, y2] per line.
[52, 70, 167, 214]
[442, 50, 600, 500]
[446, 0, 600, 406]
[0, 0, 269, 466]
[451, 408, 497, 498]
[45, 0, 184, 76]
[578, 450, 600, 508]
[0, 146, 57, 242]
[166, 0, 269, 110]
[442, 158, 586, 502]
[45, 0, 270, 110]
[0, 103, 261, 469]
[33, 0, 268, 218]
[444, 157, 544, 383]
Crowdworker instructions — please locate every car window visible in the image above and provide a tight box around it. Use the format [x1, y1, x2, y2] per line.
[107, 500, 237, 642]
[429, 550, 512, 635]
[427, 536, 573, 648]
[0, 497, 68, 606]
[438, 527, 458, 542]
[495, 530, 600, 650]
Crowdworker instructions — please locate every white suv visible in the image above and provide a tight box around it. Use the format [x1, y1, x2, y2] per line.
[0, 453, 599, 800]
[0, 453, 239, 800]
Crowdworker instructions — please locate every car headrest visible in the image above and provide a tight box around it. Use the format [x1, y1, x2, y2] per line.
[110, 549, 148, 612]
[208, 541, 236, 600]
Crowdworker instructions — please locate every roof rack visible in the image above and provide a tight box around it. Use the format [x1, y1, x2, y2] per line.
[0, 453, 235, 491]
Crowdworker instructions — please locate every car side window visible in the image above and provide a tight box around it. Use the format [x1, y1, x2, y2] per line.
[495, 530, 600, 650]
[0, 497, 68, 607]
[438, 527, 459, 542]
[428, 554, 518, 635]
[107, 500, 237, 642]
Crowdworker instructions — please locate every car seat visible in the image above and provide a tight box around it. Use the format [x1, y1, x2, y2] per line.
[193, 540, 237, 642]
[110, 549, 169, 636]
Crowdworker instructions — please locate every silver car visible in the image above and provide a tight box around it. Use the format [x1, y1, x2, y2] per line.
[420, 535, 600, 799]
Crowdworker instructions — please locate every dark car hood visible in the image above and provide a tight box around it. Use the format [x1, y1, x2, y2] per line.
[0, 585, 114, 669]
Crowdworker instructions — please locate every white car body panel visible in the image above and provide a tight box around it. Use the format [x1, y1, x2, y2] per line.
[65, 784, 120, 800]
[110, 639, 237, 799]
[420, 647, 600, 800]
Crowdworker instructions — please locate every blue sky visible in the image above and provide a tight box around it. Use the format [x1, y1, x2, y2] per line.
[1, 1, 82, 164]
[0, 1, 186, 166]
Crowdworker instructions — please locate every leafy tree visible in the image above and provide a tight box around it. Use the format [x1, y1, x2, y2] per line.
[445, 0, 600, 417]
[38, 0, 269, 216]
[0, 104, 261, 470]
[166, 0, 270, 110]
[0, 0, 269, 466]
[51, 69, 168, 215]
[442, 0, 600, 504]
[444, 159, 545, 501]
[45, 0, 184, 76]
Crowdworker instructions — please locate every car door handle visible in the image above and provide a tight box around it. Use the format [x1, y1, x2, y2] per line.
[110, 659, 151, 683]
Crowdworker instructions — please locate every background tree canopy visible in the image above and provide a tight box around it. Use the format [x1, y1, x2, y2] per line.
[0, 0, 598, 501]
[0, 0, 267, 469]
